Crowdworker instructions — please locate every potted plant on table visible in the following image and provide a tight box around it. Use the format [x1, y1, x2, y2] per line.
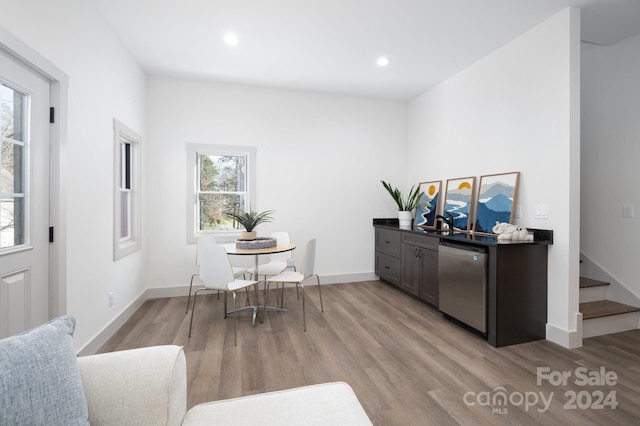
[224, 209, 275, 240]
[381, 180, 428, 228]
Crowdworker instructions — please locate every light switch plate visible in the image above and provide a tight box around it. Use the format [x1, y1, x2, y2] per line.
[623, 205, 634, 218]
[534, 205, 549, 219]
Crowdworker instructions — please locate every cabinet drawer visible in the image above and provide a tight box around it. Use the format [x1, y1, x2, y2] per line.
[375, 252, 401, 285]
[402, 232, 439, 250]
[375, 228, 402, 258]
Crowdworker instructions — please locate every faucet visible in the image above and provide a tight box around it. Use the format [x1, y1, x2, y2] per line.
[435, 213, 454, 233]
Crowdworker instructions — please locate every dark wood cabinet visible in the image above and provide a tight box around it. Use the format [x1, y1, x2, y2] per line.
[374, 228, 402, 286]
[400, 233, 438, 306]
[487, 244, 549, 347]
[374, 221, 552, 347]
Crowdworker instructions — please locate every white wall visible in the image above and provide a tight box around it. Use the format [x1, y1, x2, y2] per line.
[145, 77, 407, 291]
[581, 33, 640, 300]
[0, 0, 147, 351]
[407, 8, 582, 347]
[0, 1, 590, 351]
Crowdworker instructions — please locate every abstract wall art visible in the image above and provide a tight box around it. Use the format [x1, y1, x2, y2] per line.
[415, 180, 442, 229]
[444, 176, 476, 232]
[472, 171, 520, 235]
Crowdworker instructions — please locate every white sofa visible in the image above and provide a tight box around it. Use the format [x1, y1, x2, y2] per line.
[0, 316, 372, 425]
[79, 344, 372, 425]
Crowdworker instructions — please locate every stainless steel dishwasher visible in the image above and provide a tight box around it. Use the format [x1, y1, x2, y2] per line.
[438, 242, 488, 334]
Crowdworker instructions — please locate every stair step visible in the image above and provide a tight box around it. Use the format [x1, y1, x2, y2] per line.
[580, 277, 610, 289]
[580, 300, 640, 320]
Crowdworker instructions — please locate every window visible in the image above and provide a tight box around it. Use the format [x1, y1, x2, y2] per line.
[186, 144, 256, 243]
[113, 119, 140, 259]
[0, 83, 26, 250]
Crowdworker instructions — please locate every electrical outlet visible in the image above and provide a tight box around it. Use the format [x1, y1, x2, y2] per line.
[108, 292, 114, 307]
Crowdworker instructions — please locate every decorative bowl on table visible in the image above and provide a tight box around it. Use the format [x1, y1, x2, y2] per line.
[235, 237, 277, 249]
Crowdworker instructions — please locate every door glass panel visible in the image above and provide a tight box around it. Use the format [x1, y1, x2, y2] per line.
[1, 84, 27, 249]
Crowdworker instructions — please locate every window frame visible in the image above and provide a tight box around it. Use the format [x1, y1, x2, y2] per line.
[186, 143, 256, 244]
[113, 119, 141, 260]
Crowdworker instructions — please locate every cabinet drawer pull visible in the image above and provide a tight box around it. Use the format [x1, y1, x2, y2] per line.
[384, 266, 390, 269]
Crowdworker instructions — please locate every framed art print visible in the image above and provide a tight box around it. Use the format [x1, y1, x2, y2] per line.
[472, 171, 520, 235]
[444, 176, 476, 232]
[415, 180, 442, 230]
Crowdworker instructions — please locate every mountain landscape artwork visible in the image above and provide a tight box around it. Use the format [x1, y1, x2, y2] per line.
[444, 176, 476, 232]
[473, 172, 520, 234]
[415, 181, 441, 229]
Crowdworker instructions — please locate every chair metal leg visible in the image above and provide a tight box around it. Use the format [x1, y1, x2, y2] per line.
[262, 282, 270, 323]
[233, 291, 238, 346]
[186, 272, 199, 314]
[188, 288, 201, 337]
[296, 282, 306, 332]
[313, 274, 324, 313]
[253, 283, 259, 325]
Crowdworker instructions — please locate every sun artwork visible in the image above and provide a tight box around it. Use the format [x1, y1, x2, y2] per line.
[458, 181, 471, 190]
[428, 185, 436, 196]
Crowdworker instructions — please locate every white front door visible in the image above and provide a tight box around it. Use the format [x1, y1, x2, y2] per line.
[0, 47, 51, 338]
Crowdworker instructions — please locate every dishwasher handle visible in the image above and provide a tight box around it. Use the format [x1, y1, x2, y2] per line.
[439, 240, 487, 253]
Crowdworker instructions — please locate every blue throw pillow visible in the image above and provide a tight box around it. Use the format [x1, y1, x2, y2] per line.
[0, 315, 89, 425]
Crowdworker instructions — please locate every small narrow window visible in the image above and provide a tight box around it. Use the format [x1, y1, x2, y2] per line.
[114, 119, 140, 259]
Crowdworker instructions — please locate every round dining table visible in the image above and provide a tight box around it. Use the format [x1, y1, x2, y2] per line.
[221, 242, 296, 322]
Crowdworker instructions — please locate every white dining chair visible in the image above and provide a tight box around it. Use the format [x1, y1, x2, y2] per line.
[246, 231, 295, 280]
[186, 236, 247, 314]
[188, 238, 259, 346]
[264, 239, 323, 331]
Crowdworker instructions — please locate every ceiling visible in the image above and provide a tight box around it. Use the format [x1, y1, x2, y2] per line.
[89, 0, 640, 101]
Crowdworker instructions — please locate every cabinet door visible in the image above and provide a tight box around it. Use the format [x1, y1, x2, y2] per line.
[401, 244, 421, 296]
[418, 248, 438, 306]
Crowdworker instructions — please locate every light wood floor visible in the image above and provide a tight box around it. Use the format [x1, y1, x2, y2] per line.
[99, 281, 640, 425]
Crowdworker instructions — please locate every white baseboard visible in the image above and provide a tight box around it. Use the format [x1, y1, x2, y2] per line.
[319, 272, 378, 284]
[80, 273, 379, 353]
[147, 285, 200, 299]
[146, 272, 378, 299]
[546, 314, 583, 349]
[77, 290, 147, 356]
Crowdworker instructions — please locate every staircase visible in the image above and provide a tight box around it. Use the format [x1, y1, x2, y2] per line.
[580, 277, 640, 338]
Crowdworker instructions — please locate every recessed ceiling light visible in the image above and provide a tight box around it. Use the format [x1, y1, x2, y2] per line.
[224, 32, 239, 46]
[376, 56, 390, 67]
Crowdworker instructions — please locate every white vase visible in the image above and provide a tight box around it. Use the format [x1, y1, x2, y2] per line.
[398, 210, 413, 229]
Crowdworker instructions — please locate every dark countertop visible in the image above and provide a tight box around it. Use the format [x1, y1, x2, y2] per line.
[373, 218, 553, 247]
